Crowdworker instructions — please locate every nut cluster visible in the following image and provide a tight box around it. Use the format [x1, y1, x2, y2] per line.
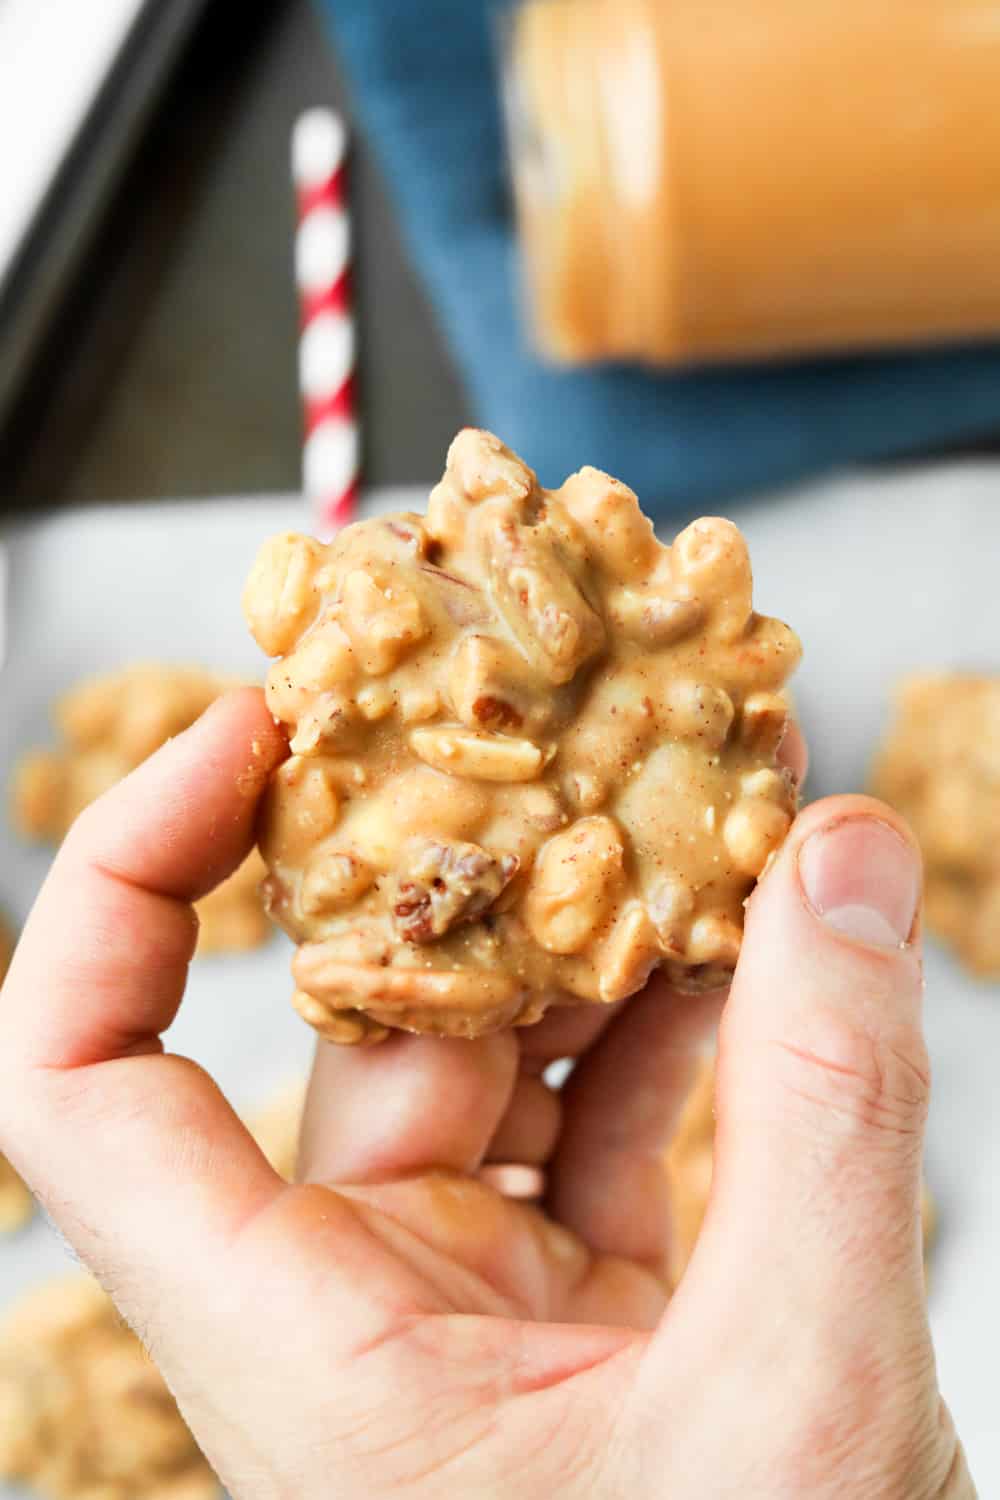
[0, 924, 32, 1236]
[872, 674, 1000, 976]
[11, 665, 269, 956]
[0, 1278, 217, 1500]
[245, 429, 801, 1042]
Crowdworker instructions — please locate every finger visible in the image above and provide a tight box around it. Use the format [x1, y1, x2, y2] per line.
[1, 689, 286, 1069]
[516, 1001, 624, 1068]
[485, 1070, 562, 1165]
[0, 691, 289, 1299]
[546, 976, 726, 1277]
[664, 797, 930, 1355]
[298, 1030, 519, 1185]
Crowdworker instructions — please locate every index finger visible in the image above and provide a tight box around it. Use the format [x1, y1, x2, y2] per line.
[0, 690, 287, 1283]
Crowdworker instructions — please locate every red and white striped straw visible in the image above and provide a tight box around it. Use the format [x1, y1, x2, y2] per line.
[292, 109, 360, 538]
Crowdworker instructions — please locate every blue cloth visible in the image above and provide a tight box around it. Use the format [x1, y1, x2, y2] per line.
[318, 0, 1000, 513]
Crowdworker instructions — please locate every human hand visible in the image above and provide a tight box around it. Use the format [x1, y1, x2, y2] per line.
[0, 690, 975, 1498]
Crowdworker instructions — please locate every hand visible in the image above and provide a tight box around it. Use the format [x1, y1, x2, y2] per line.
[0, 690, 974, 1499]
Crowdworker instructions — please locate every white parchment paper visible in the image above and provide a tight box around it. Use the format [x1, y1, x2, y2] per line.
[0, 467, 998, 1491]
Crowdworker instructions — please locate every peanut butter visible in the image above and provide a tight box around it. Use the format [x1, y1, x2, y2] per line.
[245, 429, 801, 1043]
[511, 0, 1000, 364]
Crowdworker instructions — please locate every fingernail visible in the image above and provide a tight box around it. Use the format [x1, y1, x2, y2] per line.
[799, 819, 920, 949]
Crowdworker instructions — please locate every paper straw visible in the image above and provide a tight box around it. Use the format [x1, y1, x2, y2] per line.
[292, 109, 359, 537]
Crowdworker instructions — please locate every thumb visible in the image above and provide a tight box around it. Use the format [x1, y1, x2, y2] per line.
[635, 801, 967, 1500]
[707, 797, 928, 1305]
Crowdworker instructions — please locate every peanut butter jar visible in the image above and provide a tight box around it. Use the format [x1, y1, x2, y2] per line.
[507, 0, 1000, 365]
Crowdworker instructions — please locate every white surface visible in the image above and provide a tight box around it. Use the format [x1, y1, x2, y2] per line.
[0, 0, 151, 283]
[0, 470, 998, 1489]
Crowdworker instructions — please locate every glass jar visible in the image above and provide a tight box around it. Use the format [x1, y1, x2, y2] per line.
[507, 0, 1000, 365]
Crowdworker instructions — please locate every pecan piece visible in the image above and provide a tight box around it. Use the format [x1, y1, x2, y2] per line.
[390, 839, 519, 944]
[481, 513, 605, 685]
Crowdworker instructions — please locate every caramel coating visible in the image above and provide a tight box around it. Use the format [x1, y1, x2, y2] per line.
[665, 1059, 936, 1289]
[0, 923, 33, 1235]
[10, 665, 270, 956]
[871, 674, 1000, 976]
[0, 1278, 217, 1500]
[245, 430, 801, 1041]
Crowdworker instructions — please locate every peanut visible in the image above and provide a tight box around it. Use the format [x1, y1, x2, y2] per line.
[661, 681, 735, 748]
[336, 569, 426, 676]
[559, 467, 659, 581]
[447, 634, 541, 733]
[258, 757, 340, 866]
[723, 798, 792, 876]
[672, 517, 752, 643]
[410, 726, 547, 782]
[524, 816, 626, 954]
[598, 903, 661, 1002]
[243, 532, 324, 656]
[300, 850, 374, 915]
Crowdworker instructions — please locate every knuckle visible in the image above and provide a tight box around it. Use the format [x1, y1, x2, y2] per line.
[774, 1016, 930, 1143]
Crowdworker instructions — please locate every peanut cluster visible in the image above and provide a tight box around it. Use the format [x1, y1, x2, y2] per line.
[0, 925, 33, 1235]
[11, 665, 269, 956]
[245, 430, 801, 1042]
[872, 674, 1000, 976]
[0, 1278, 217, 1500]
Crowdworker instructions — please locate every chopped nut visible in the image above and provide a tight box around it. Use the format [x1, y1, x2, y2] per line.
[723, 799, 792, 877]
[672, 518, 753, 643]
[662, 681, 735, 748]
[445, 427, 534, 504]
[611, 588, 706, 648]
[243, 532, 324, 656]
[300, 850, 374, 915]
[410, 727, 546, 782]
[292, 993, 389, 1045]
[687, 913, 742, 966]
[524, 816, 626, 954]
[336, 570, 427, 676]
[648, 874, 696, 954]
[259, 757, 340, 866]
[356, 683, 395, 720]
[740, 691, 789, 753]
[390, 839, 519, 943]
[559, 468, 659, 581]
[482, 512, 606, 685]
[399, 685, 442, 722]
[447, 635, 536, 732]
[598, 904, 661, 1002]
[739, 767, 789, 802]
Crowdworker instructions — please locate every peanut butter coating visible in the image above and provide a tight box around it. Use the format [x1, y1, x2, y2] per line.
[245, 430, 801, 1041]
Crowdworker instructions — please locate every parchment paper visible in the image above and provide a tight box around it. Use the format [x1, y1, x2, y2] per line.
[0, 466, 998, 1491]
